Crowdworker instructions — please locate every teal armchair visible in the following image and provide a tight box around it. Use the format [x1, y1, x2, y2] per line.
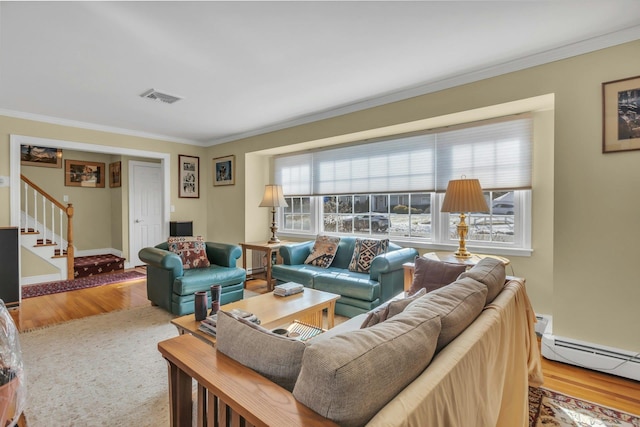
[139, 241, 246, 315]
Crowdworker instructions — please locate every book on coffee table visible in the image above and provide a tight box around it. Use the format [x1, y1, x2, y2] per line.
[274, 282, 304, 297]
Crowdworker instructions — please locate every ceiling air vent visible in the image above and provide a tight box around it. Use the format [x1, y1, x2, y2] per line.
[139, 89, 183, 105]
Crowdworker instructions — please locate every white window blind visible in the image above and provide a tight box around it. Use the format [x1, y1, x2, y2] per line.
[435, 118, 532, 191]
[276, 116, 532, 195]
[275, 153, 312, 196]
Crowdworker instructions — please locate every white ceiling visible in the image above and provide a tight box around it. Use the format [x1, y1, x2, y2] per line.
[2, 1, 640, 146]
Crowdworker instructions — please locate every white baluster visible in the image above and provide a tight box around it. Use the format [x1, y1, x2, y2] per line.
[42, 195, 46, 244]
[51, 200, 55, 246]
[59, 209, 63, 255]
[34, 189, 38, 236]
[23, 182, 29, 232]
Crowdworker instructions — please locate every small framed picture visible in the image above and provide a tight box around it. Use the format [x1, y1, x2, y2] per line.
[213, 155, 235, 186]
[109, 161, 122, 188]
[65, 160, 106, 188]
[21, 145, 62, 168]
[179, 155, 200, 198]
[602, 75, 640, 153]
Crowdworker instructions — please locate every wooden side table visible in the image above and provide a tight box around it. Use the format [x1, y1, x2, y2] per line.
[403, 251, 510, 291]
[239, 241, 287, 291]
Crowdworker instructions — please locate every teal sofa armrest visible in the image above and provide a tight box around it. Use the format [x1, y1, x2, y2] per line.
[369, 248, 418, 278]
[279, 241, 314, 265]
[139, 247, 184, 277]
[370, 247, 419, 303]
[205, 242, 242, 268]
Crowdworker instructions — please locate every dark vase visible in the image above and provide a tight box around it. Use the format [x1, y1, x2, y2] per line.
[210, 285, 221, 315]
[194, 291, 208, 321]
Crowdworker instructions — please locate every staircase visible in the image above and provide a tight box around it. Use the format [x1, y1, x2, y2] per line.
[20, 174, 75, 281]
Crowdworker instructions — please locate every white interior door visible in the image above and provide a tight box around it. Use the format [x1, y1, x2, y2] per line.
[129, 161, 163, 266]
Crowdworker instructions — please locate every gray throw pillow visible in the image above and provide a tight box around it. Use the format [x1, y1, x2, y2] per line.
[293, 309, 441, 427]
[215, 310, 306, 392]
[458, 257, 506, 304]
[408, 256, 467, 295]
[360, 288, 426, 328]
[408, 277, 487, 351]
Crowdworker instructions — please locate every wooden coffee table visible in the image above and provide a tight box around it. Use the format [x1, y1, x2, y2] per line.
[171, 288, 340, 345]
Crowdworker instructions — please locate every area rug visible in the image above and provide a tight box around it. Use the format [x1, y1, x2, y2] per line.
[22, 270, 146, 298]
[19, 305, 176, 427]
[529, 386, 640, 427]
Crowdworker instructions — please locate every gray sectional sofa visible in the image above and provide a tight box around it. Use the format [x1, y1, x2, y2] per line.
[173, 258, 544, 427]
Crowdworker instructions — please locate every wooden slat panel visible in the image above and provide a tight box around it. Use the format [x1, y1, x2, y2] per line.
[158, 334, 338, 427]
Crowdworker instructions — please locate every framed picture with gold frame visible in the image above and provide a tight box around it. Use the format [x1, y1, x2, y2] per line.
[603, 74, 640, 153]
[65, 160, 106, 188]
[20, 145, 62, 168]
[109, 161, 122, 188]
[213, 155, 235, 186]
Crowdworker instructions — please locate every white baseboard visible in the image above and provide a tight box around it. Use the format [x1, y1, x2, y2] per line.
[21, 273, 63, 286]
[540, 316, 640, 382]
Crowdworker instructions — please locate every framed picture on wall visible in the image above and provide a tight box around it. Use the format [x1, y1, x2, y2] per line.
[20, 145, 62, 168]
[109, 161, 122, 188]
[65, 160, 106, 188]
[213, 155, 235, 186]
[603, 74, 640, 153]
[179, 154, 200, 198]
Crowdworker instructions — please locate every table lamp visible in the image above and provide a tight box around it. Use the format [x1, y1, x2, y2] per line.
[259, 184, 288, 243]
[440, 178, 489, 258]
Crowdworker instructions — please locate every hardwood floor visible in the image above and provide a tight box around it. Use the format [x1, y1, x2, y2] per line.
[11, 273, 640, 416]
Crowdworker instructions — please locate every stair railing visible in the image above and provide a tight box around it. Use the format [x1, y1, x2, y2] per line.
[20, 174, 75, 279]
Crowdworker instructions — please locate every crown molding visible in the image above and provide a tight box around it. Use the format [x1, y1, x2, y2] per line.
[0, 108, 204, 146]
[206, 24, 640, 147]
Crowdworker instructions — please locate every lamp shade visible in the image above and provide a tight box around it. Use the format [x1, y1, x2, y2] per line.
[441, 179, 489, 213]
[259, 184, 288, 208]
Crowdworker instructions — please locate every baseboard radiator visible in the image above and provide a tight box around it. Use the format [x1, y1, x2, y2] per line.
[247, 251, 266, 276]
[541, 333, 640, 381]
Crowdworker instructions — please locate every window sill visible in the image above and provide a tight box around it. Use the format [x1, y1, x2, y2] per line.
[278, 232, 533, 257]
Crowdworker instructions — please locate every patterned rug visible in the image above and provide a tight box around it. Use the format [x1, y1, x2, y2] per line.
[529, 387, 640, 427]
[22, 270, 146, 299]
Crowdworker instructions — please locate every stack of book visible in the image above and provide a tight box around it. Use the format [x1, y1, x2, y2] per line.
[274, 282, 304, 297]
[197, 308, 261, 337]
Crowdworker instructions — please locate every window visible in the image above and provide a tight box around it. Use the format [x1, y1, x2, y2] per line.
[283, 196, 312, 232]
[276, 116, 532, 253]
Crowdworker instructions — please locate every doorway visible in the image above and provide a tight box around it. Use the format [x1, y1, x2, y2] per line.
[9, 135, 170, 280]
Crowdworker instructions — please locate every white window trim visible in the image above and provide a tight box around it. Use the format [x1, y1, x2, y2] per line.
[278, 190, 532, 257]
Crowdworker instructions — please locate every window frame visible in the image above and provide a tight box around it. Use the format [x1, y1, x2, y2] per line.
[278, 189, 532, 257]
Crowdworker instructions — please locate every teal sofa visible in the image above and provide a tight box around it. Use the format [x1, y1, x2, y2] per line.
[272, 237, 418, 317]
[138, 242, 246, 315]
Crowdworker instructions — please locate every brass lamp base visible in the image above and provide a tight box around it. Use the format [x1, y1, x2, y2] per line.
[453, 212, 473, 259]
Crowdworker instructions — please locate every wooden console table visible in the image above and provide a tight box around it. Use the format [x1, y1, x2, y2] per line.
[239, 241, 287, 291]
[403, 251, 510, 291]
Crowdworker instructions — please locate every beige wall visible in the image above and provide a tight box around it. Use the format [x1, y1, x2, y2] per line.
[206, 40, 640, 353]
[0, 116, 210, 277]
[2, 40, 638, 352]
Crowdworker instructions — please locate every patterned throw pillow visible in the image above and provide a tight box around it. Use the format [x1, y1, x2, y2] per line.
[304, 235, 341, 268]
[348, 238, 389, 273]
[167, 236, 211, 269]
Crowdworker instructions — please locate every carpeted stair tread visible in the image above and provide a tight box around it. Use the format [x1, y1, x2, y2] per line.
[74, 254, 126, 278]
